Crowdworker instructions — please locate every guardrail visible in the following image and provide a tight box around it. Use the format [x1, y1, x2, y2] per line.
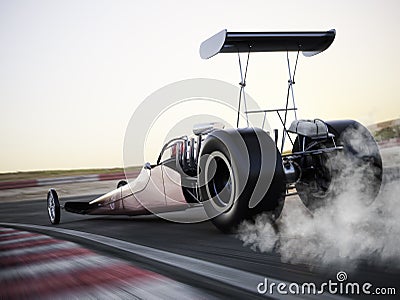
[378, 138, 400, 149]
[0, 172, 140, 190]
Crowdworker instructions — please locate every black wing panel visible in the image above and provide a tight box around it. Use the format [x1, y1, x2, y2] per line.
[200, 29, 335, 59]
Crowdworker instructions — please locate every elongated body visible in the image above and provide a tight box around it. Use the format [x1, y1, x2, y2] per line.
[64, 165, 189, 216]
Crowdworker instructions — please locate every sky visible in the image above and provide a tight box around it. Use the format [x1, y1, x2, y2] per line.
[0, 0, 399, 172]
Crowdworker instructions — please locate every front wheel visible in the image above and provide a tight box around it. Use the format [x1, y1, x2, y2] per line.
[47, 189, 60, 225]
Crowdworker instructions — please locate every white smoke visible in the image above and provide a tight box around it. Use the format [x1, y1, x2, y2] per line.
[237, 127, 400, 270]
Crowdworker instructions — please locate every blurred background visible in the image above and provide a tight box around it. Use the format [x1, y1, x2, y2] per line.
[0, 0, 399, 172]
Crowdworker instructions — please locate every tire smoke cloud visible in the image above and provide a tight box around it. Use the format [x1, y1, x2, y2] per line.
[237, 127, 400, 270]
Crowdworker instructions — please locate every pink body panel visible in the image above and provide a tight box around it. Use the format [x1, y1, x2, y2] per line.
[88, 165, 188, 215]
[162, 165, 188, 206]
[133, 165, 167, 208]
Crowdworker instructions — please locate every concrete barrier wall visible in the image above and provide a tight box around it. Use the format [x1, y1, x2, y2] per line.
[0, 172, 140, 190]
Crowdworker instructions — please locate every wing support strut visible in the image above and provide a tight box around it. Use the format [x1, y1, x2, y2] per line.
[236, 48, 251, 128]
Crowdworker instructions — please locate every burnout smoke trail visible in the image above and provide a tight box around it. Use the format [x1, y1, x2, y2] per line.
[237, 128, 400, 270]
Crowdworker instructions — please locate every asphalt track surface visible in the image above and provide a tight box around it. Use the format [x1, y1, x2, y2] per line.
[1, 190, 399, 299]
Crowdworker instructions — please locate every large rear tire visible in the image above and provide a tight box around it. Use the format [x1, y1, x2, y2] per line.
[198, 128, 285, 233]
[293, 120, 382, 210]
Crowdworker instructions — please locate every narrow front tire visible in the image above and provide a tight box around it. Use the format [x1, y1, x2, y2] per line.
[47, 189, 60, 225]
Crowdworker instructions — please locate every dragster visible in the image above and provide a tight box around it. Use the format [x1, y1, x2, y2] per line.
[47, 29, 382, 233]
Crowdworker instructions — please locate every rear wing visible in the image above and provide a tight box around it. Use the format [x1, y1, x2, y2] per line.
[200, 29, 335, 59]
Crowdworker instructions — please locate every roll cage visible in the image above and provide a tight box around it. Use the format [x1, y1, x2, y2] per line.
[158, 29, 341, 199]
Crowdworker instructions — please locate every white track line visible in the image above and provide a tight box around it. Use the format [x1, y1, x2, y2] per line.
[0, 240, 78, 257]
[0, 227, 16, 232]
[0, 231, 31, 237]
[0, 235, 49, 246]
[1, 223, 348, 300]
[0, 254, 117, 280]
